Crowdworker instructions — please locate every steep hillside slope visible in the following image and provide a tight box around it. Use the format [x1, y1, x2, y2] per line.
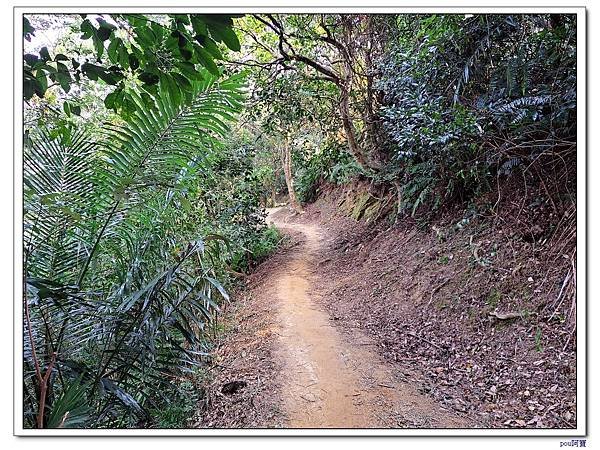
[295, 182, 577, 428]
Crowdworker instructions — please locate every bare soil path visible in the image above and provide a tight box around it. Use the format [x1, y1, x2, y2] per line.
[266, 207, 472, 428]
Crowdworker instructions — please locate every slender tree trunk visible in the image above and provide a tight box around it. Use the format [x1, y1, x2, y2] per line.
[280, 139, 302, 213]
[339, 87, 370, 170]
[362, 16, 380, 155]
[338, 18, 380, 172]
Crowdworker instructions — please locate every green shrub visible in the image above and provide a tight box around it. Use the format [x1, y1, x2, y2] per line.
[149, 371, 205, 428]
[229, 225, 281, 273]
[295, 139, 363, 203]
[378, 14, 576, 216]
[252, 226, 282, 261]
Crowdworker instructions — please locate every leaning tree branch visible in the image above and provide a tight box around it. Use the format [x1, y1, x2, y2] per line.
[254, 14, 342, 84]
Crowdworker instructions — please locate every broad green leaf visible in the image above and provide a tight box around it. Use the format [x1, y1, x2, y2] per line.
[39, 47, 50, 61]
[195, 47, 220, 76]
[206, 22, 240, 52]
[23, 17, 35, 40]
[107, 37, 121, 63]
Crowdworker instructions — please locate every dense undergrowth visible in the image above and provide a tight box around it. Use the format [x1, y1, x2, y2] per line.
[292, 14, 576, 222]
[23, 14, 279, 429]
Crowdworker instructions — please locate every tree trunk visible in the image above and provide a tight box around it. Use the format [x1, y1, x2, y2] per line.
[361, 15, 382, 160]
[339, 86, 370, 170]
[281, 139, 302, 213]
[337, 19, 381, 173]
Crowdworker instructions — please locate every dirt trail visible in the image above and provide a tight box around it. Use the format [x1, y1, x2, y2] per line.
[266, 208, 472, 428]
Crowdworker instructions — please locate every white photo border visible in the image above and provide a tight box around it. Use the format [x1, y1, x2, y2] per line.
[13, 4, 587, 437]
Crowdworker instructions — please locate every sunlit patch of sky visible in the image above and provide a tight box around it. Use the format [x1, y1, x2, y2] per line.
[24, 14, 118, 54]
[23, 14, 120, 120]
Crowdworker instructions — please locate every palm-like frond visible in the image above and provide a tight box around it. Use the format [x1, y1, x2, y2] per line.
[46, 375, 91, 428]
[23, 69, 246, 428]
[24, 129, 95, 281]
[78, 71, 246, 287]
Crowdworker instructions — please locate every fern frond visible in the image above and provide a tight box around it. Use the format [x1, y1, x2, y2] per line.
[24, 129, 95, 280]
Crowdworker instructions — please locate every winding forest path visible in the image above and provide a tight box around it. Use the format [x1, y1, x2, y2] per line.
[265, 207, 470, 428]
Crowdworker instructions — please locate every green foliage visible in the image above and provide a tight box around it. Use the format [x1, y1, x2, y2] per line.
[241, 48, 348, 205]
[295, 138, 362, 203]
[295, 161, 321, 204]
[378, 14, 576, 216]
[232, 226, 281, 272]
[23, 14, 244, 114]
[148, 371, 204, 428]
[46, 376, 91, 428]
[190, 134, 281, 274]
[23, 68, 249, 428]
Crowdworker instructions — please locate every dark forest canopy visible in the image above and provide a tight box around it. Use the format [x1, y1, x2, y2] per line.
[22, 13, 576, 428]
